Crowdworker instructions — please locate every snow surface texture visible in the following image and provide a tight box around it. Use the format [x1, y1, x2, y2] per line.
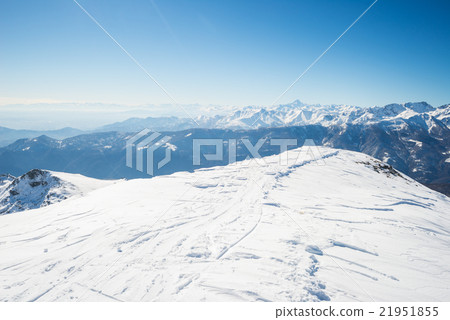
[0, 170, 115, 215]
[0, 148, 449, 301]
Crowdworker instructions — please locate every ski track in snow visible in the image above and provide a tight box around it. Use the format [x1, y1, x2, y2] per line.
[0, 147, 450, 301]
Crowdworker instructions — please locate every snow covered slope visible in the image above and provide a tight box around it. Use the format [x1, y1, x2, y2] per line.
[0, 148, 449, 302]
[0, 169, 115, 215]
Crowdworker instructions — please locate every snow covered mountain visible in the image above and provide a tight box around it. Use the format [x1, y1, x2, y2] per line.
[0, 169, 115, 215]
[1, 101, 448, 143]
[98, 100, 450, 131]
[1, 120, 448, 196]
[0, 101, 448, 195]
[0, 148, 449, 301]
[212, 101, 440, 129]
[432, 104, 450, 128]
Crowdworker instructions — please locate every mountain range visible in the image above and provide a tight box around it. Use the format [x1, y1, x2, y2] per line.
[96, 100, 450, 131]
[0, 101, 448, 196]
[1, 101, 448, 147]
[0, 126, 83, 147]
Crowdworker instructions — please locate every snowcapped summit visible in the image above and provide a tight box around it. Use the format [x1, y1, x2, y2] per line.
[0, 148, 449, 301]
[278, 99, 308, 108]
[404, 101, 435, 113]
[432, 104, 450, 127]
[0, 169, 71, 215]
[0, 169, 115, 215]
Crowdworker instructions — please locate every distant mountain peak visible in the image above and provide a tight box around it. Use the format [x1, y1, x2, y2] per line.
[289, 99, 308, 107]
[404, 101, 434, 113]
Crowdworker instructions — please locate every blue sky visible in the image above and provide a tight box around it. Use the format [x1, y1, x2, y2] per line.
[1, 0, 449, 109]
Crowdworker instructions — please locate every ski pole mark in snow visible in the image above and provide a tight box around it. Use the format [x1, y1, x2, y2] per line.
[329, 255, 399, 281]
[88, 288, 124, 302]
[216, 206, 263, 260]
[330, 240, 378, 256]
[28, 285, 56, 302]
[305, 245, 323, 256]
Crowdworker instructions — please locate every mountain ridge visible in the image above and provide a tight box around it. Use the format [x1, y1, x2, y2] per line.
[94, 100, 450, 132]
[0, 121, 448, 195]
[1, 101, 448, 147]
[0, 100, 448, 196]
